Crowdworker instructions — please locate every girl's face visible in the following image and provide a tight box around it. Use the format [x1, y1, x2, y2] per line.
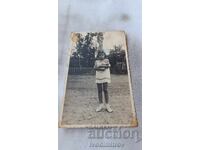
[99, 53, 105, 60]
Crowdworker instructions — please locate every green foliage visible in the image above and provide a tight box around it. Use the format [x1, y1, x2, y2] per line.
[75, 33, 96, 67]
[108, 45, 127, 74]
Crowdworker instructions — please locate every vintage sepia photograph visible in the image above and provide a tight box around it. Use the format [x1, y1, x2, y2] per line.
[59, 31, 137, 128]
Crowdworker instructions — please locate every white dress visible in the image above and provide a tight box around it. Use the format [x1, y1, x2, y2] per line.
[95, 59, 111, 84]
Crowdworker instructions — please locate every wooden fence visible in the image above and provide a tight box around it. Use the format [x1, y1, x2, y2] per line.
[68, 62, 127, 75]
[68, 67, 95, 75]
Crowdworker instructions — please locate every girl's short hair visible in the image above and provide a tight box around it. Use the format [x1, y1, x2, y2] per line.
[96, 51, 107, 60]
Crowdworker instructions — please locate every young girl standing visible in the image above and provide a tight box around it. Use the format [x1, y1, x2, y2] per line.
[94, 50, 113, 113]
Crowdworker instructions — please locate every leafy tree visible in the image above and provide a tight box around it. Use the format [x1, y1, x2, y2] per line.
[108, 45, 127, 74]
[75, 33, 96, 67]
[69, 51, 80, 67]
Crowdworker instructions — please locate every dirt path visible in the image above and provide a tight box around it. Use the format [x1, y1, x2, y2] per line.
[62, 75, 136, 126]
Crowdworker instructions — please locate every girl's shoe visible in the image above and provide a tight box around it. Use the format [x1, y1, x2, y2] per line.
[106, 104, 113, 113]
[96, 103, 104, 112]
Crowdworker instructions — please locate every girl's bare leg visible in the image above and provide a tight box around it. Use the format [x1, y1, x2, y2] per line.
[97, 83, 103, 103]
[96, 83, 104, 112]
[103, 82, 109, 103]
[103, 82, 113, 112]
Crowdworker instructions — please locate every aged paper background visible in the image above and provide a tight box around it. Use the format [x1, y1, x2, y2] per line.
[58, 0, 141, 149]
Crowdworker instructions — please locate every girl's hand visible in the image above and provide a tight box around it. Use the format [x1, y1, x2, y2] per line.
[101, 64, 110, 68]
[94, 65, 106, 71]
[95, 68, 105, 71]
